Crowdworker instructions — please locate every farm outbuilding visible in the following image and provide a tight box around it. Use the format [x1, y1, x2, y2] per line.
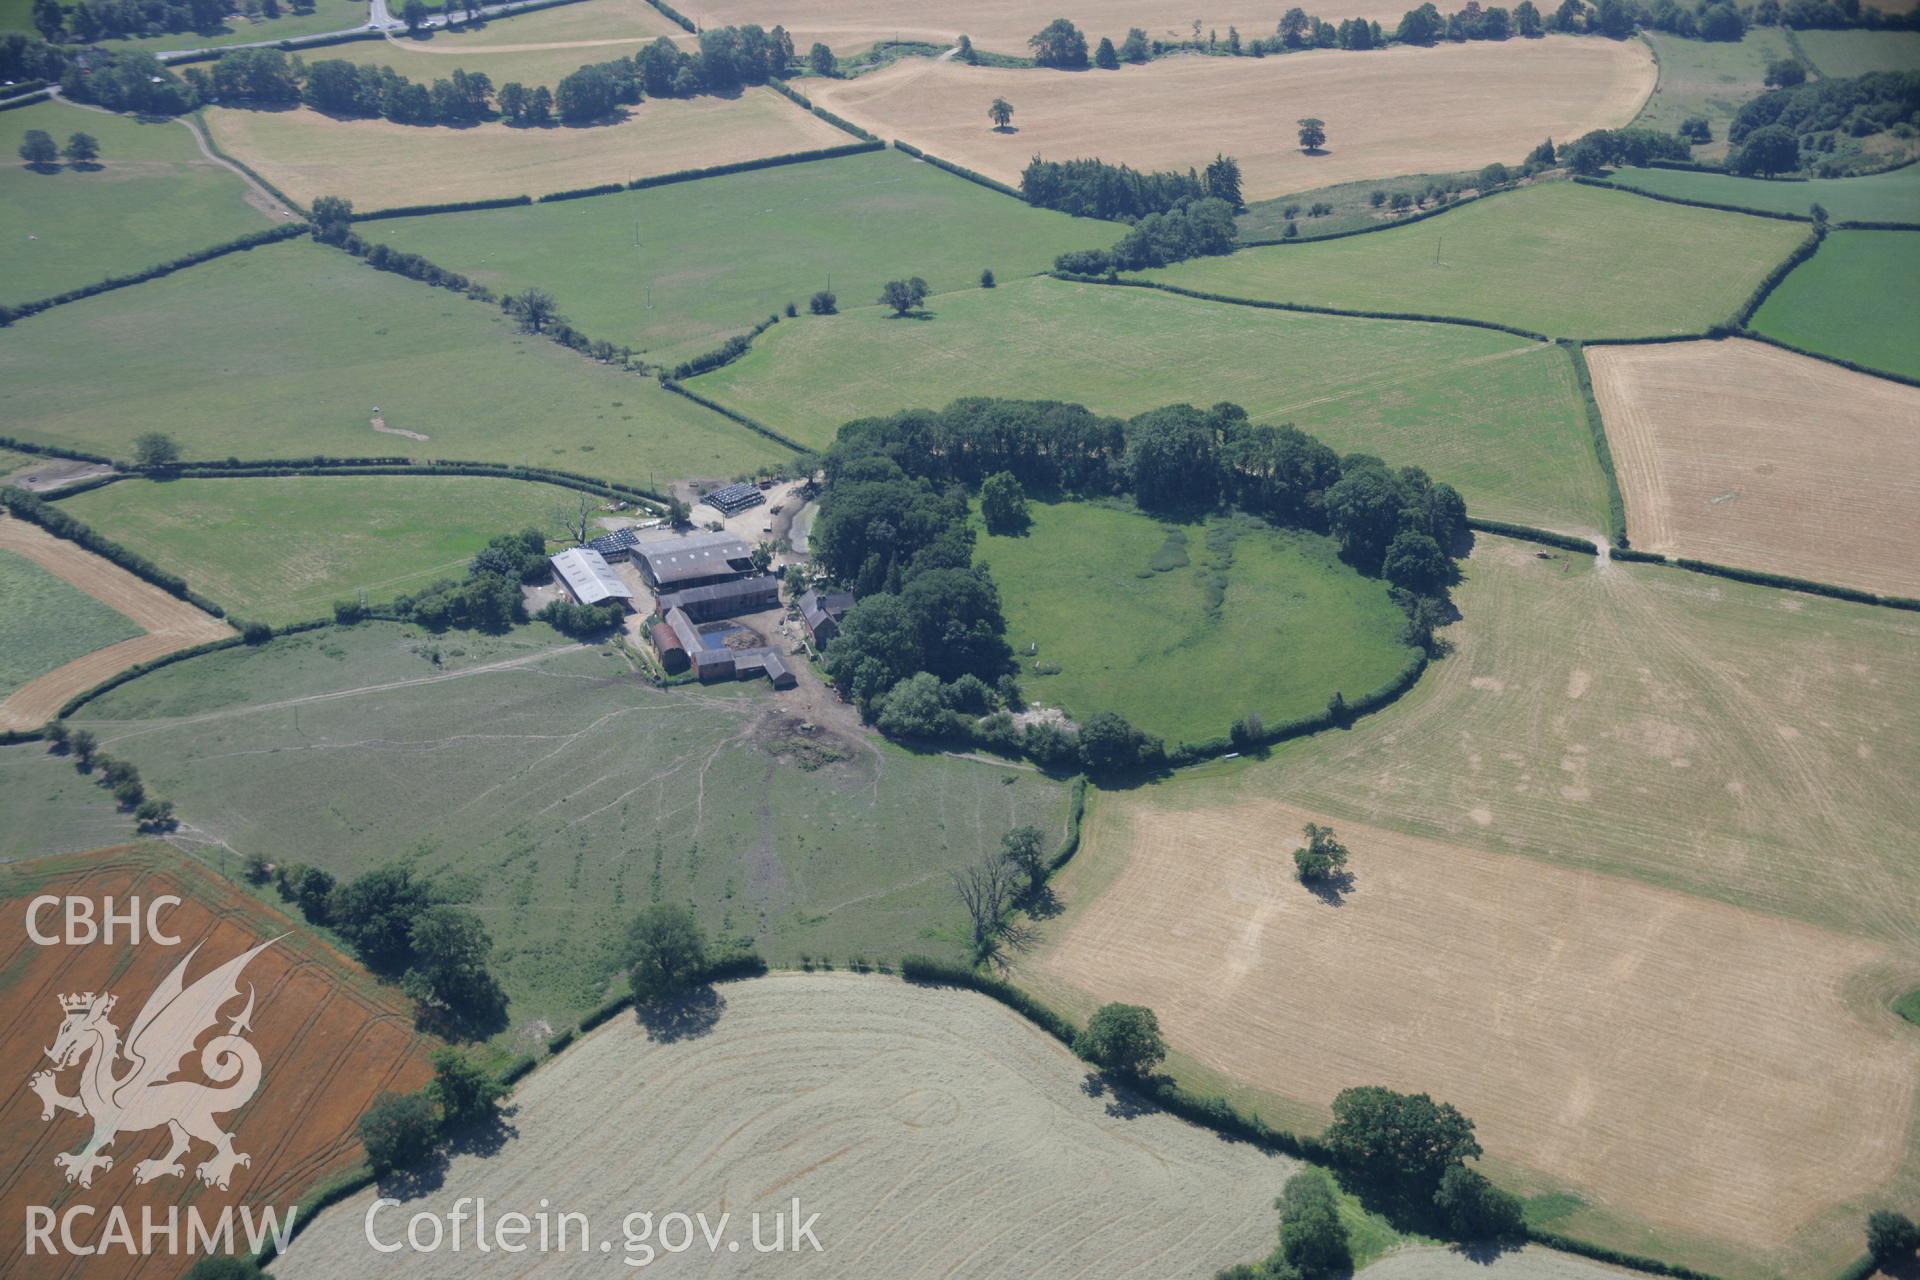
[549, 547, 635, 610]
[657, 574, 780, 621]
[700, 481, 766, 516]
[634, 531, 755, 590]
[649, 622, 689, 674]
[798, 589, 856, 645]
[585, 527, 640, 561]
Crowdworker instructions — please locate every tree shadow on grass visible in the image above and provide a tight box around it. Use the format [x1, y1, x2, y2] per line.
[1021, 883, 1064, 920]
[1079, 1070, 1161, 1120]
[444, 1104, 520, 1162]
[635, 985, 724, 1043]
[1453, 1237, 1527, 1265]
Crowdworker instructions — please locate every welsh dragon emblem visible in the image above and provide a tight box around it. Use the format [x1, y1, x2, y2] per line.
[30, 938, 278, 1191]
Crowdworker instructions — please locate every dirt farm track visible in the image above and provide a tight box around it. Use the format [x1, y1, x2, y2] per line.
[0, 515, 232, 732]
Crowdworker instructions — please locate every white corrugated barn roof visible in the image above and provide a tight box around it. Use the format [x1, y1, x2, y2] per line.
[550, 547, 634, 606]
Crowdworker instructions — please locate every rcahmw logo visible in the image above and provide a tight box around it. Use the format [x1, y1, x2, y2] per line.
[22, 933, 299, 1259]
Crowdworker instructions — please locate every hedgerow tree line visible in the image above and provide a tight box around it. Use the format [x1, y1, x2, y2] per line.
[807, 396, 1467, 770]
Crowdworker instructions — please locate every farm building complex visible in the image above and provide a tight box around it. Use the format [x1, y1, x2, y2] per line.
[548, 547, 635, 610]
[633, 531, 755, 590]
[700, 481, 767, 516]
[798, 589, 856, 645]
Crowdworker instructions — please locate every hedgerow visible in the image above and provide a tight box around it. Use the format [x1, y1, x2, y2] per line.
[1735, 328, 1920, 388]
[1467, 519, 1599, 554]
[657, 380, 806, 451]
[669, 313, 779, 379]
[1727, 228, 1824, 330]
[892, 139, 1022, 198]
[1, 486, 224, 615]
[766, 78, 880, 141]
[1558, 340, 1631, 547]
[625, 140, 884, 193]
[352, 194, 534, 222]
[1578, 174, 1813, 222]
[0, 224, 308, 327]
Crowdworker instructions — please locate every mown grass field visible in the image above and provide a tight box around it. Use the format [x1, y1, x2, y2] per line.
[1137, 181, 1808, 338]
[1024, 533, 1920, 1279]
[323, 2, 692, 90]
[0, 548, 141, 697]
[1633, 29, 1795, 162]
[1610, 162, 1920, 222]
[1, 99, 277, 306]
[1750, 229, 1920, 377]
[1793, 28, 1920, 76]
[67, 623, 1070, 1036]
[0, 743, 134, 859]
[0, 239, 788, 482]
[62, 474, 586, 624]
[86, 0, 369, 53]
[364, 148, 1116, 365]
[982, 503, 1417, 747]
[202, 84, 846, 210]
[694, 278, 1613, 533]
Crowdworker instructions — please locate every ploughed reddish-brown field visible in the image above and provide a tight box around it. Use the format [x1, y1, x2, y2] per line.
[1024, 792, 1920, 1277]
[0, 844, 436, 1280]
[1591, 337, 1920, 600]
[808, 38, 1655, 199]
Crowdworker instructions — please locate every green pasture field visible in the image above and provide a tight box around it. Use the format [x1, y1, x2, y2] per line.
[1238, 166, 1488, 241]
[981, 502, 1417, 747]
[1, 99, 275, 307]
[0, 238, 789, 482]
[363, 147, 1116, 366]
[0, 549, 142, 697]
[82, 0, 371, 54]
[1135, 181, 1808, 339]
[62, 474, 587, 624]
[0, 742, 137, 859]
[1751, 229, 1920, 378]
[1896, 988, 1920, 1026]
[64, 622, 1070, 1034]
[0, 0, 32, 29]
[1793, 29, 1920, 76]
[694, 278, 1614, 534]
[1609, 162, 1920, 222]
[1633, 29, 1794, 162]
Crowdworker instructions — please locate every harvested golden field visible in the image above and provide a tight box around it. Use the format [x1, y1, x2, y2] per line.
[0, 515, 232, 732]
[327, 1, 694, 90]
[676, 0, 1413, 56]
[1023, 534, 1920, 1277]
[1030, 793, 1919, 1258]
[201, 88, 847, 210]
[274, 972, 1300, 1278]
[1592, 337, 1920, 599]
[808, 39, 1654, 199]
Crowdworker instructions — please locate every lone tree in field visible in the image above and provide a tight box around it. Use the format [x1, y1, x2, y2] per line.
[979, 470, 1030, 535]
[1292, 822, 1348, 883]
[879, 276, 930, 316]
[63, 132, 99, 165]
[132, 431, 181, 470]
[358, 1089, 439, 1175]
[17, 128, 56, 166]
[999, 823, 1048, 894]
[623, 903, 708, 1004]
[953, 851, 1020, 959]
[1868, 1210, 1920, 1267]
[1297, 117, 1327, 153]
[1074, 1002, 1166, 1078]
[988, 96, 1014, 130]
[507, 286, 563, 334]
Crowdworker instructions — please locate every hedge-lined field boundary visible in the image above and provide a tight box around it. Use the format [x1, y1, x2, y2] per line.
[1612, 549, 1920, 611]
[0, 436, 113, 466]
[891, 139, 1022, 198]
[189, 109, 305, 213]
[0, 88, 52, 112]
[658, 380, 805, 452]
[766, 79, 880, 141]
[1054, 272, 1555, 342]
[1558, 340, 1631, 547]
[1, 485, 227, 615]
[1735, 328, 1920, 389]
[0, 223, 308, 327]
[1578, 173, 1813, 223]
[669, 312, 780, 380]
[353, 194, 534, 222]
[1241, 182, 1506, 247]
[1728, 228, 1823, 330]
[1468, 518, 1599, 555]
[640, 0, 695, 33]
[61, 455, 674, 505]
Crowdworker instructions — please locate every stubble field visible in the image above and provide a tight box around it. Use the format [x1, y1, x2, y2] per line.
[361, 148, 1114, 364]
[1028, 792, 1919, 1268]
[1139, 181, 1808, 338]
[1591, 337, 1920, 598]
[0, 843, 437, 1280]
[63, 474, 589, 625]
[275, 972, 1300, 1278]
[0, 515, 233, 732]
[201, 86, 847, 211]
[65, 624, 1069, 1035]
[0, 239, 788, 483]
[323, 0, 692, 88]
[1, 100, 280, 307]
[806, 39, 1655, 200]
[693, 278, 1613, 532]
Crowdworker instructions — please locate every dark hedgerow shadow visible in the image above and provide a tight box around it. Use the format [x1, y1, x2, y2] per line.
[635, 985, 724, 1043]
